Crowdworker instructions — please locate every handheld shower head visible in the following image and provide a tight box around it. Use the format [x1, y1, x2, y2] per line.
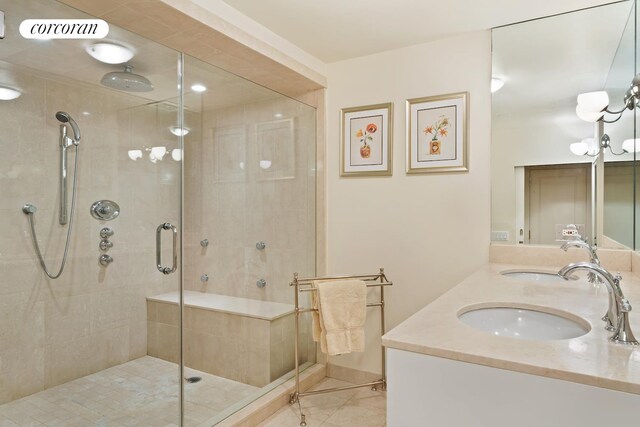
[56, 111, 81, 143]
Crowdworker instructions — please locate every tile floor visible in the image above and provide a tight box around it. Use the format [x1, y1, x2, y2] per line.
[0, 356, 258, 426]
[258, 378, 387, 427]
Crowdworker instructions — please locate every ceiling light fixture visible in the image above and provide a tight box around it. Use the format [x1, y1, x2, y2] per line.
[190, 84, 207, 93]
[0, 85, 22, 100]
[491, 77, 505, 93]
[576, 74, 640, 123]
[86, 42, 134, 64]
[169, 126, 190, 137]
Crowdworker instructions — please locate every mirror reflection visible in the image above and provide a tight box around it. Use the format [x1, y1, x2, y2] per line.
[491, 1, 637, 249]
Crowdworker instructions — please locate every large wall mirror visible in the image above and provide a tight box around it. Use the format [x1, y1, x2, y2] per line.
[491, 0, 638, 249]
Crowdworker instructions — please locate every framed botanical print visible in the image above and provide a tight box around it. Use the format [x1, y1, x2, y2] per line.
[340, 102, 393, 176]
[406, 92, 468, 173]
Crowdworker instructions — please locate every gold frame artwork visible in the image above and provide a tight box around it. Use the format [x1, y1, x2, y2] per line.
[406, 92, 469, 174]
[340, 102, 393, 177]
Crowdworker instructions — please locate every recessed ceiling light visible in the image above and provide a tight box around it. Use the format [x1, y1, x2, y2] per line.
[191, 84, 207, 93]
[0, 86, 21, 100]
[170, 126, 190, 137]
[86, 42, 134, 64]
[491, 77, 505, 93]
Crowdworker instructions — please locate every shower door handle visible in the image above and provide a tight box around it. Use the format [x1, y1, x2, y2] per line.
[156, 223, 177, 275]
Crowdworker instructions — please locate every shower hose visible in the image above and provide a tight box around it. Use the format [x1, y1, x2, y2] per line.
[25, 146, 80, 279]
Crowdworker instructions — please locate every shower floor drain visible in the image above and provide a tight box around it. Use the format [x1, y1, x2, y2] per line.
[185, 376, 202, 384]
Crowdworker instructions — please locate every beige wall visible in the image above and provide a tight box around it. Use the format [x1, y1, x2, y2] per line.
[0, 67, 180, 404]
[325, 31, 492, 374]
[183, 96, 317, 304]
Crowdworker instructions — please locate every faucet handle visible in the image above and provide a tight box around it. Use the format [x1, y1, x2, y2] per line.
[621, 298, 632, 313]
[615, 272, 623, 282]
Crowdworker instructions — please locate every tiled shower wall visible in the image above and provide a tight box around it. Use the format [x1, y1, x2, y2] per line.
[183, 97, 317, 304]
[0, 66, 181, 404]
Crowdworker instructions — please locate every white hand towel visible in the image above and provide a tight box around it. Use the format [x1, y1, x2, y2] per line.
[311, 279, 367, 356]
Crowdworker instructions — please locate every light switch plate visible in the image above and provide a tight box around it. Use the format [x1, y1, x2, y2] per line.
[491, 231, 509, 241]
[555, 224, 585, 241]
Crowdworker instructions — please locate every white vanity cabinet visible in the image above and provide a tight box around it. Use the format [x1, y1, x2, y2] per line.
[387, 348, 640, 426]
[382, 264, 640, 427]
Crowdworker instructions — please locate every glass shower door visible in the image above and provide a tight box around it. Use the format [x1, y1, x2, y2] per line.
[0, 0, 185, 425]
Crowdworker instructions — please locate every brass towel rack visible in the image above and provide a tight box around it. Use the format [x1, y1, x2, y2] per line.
[288, 268, 393, 426]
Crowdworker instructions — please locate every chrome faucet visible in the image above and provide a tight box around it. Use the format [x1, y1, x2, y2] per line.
[558, 262, 638, 345]
[560, 239, 615, 329]
[560, 239, 602, 283]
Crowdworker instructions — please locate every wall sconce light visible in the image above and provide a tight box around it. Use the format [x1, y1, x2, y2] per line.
[576, 74, 640, 123]
[127, 149, 143, 161]
[171, 149, 183, 161]
[570, 134, 638, 157]
[569, 138, 597, 156]
[149, 146, 167, 163]
[622, 138, 640, 153]
[127, 146, 182, 162]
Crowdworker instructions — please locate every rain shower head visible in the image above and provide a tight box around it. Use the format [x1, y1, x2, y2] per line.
[56, 111, 81, 143]
[101, 65, 153, 92]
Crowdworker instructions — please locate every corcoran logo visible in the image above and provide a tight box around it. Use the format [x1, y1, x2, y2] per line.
[19, 19, 109, 39]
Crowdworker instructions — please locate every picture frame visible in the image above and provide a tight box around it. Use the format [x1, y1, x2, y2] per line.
[340, 102, 393, 176]
[406, 92, 468, 174]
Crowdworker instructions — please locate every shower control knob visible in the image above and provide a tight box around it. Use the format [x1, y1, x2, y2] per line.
[99, 254, 113, 266]
[201, 274, 209, 282]
[91, 200, 120, 221]
[200, 239, 209, 247]
[99, 239, 114, 251]
[256, 279, 267, 288]
[256, 241, 266, 250]
[22, 204, 37, 214]
[100, 227, 114, 238]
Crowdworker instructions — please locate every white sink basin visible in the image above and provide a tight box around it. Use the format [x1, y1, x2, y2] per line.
[458, 305, 589, 340]
[501, 269, 576, 283]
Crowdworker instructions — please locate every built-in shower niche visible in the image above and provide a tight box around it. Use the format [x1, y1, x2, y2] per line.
[146, 291, 314, 387]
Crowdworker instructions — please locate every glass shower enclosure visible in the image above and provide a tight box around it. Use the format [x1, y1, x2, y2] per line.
[0, 0, 317, 425]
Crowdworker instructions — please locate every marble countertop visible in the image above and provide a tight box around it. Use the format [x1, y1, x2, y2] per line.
[382, 263, 640, 394]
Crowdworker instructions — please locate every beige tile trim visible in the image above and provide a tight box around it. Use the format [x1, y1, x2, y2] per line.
[58, 0, 326, 99]
[632, 252, 640, 275]
[216, 364, 326, 427]
[326, 363, 381, 385]
[490, 243, 632, 272]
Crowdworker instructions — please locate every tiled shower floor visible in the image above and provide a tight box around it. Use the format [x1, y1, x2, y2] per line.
[0, 356, 258, 426]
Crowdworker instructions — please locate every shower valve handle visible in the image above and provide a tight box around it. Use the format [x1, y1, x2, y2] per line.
[100, 227, 114, 238]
